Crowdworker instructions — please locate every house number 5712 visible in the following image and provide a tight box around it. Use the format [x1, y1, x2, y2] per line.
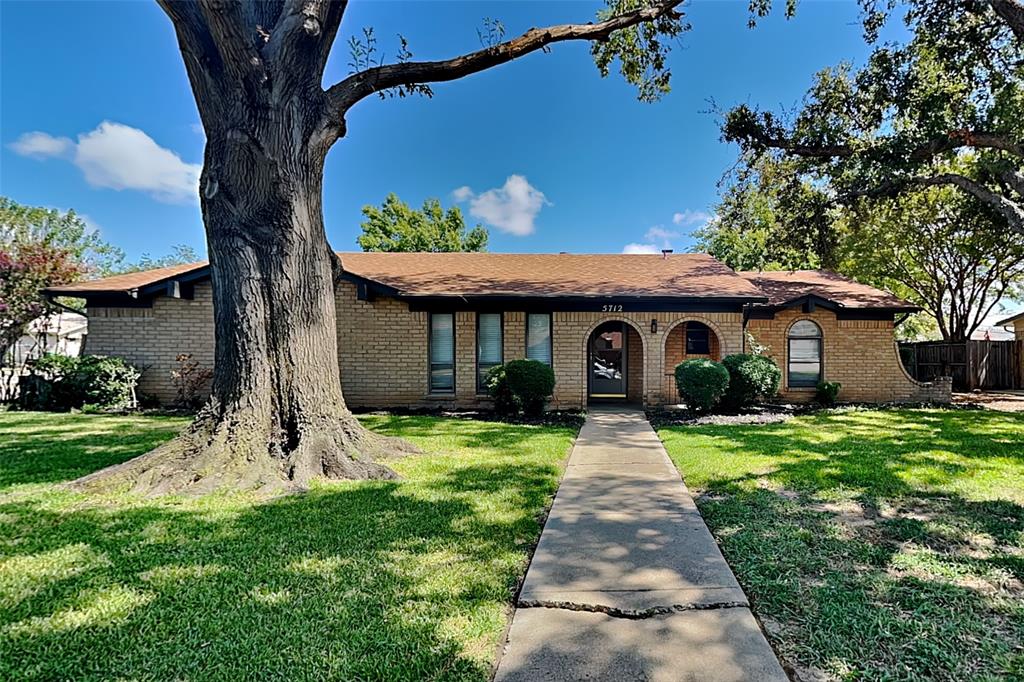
[601, 304, 624, 312]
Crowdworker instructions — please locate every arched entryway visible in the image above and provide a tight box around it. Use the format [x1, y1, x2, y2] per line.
[586, 320, 644, 403]
[662, 320, 722, 404]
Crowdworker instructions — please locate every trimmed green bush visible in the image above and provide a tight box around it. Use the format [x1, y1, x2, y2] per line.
[674, 359, 730, 413]
[816, 380, 842, 406]
[720, 354, 781, 410]
[486, 359, 556, 416]
[18, 353, 140, 411]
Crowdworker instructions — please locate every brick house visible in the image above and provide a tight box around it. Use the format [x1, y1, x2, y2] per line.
[45, 252, 951, 408]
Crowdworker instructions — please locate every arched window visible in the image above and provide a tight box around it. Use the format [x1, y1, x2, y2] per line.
[788, 320, 822, 388]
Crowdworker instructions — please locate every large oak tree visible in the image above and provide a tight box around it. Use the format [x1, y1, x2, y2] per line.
[76, 0, 688, 496]
[724, 0, 1024, 235]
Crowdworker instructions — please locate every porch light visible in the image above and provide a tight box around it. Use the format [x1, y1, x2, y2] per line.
[650, 318, 658, 334]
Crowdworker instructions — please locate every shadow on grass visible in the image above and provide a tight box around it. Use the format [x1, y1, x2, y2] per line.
[664, 409, 1024, 680]
[0, 412, 573, 681]
[0, 413, 187, 488]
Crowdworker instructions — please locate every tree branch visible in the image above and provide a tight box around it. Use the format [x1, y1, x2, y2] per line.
[742, 129, 1023, 160]
[844, 173, 1024, 236]
[324, 0, 685, 114]
[990, 0, 1024, 41]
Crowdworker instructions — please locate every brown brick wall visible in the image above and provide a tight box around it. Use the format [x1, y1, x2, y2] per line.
[746, 308, 951, 403]
[86, 283, 947, 409]
[85, 282, 215, 405]
[662, 321, 723, 404]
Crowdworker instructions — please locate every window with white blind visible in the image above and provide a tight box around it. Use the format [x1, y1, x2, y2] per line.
[787, 319, 822, 388]
[476, 313, 503, 392]
[429, 313, 455, 393]
[526, 313, 552, 366]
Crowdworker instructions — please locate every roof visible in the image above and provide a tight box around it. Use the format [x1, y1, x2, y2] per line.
[338, 252, 765, 299]
[42, 254, 912, 311]
[996, 310, 1024, 326]
[45, 261, 208, 296]
[738, 270, 918, 310]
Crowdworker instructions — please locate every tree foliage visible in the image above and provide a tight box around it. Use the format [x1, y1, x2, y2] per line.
[723, 0, 1024, 235]
[358, 194, 487, 252]
[700, 154, 1024, 341]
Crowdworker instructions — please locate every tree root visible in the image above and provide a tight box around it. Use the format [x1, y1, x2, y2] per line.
[70, 410, 419, 498]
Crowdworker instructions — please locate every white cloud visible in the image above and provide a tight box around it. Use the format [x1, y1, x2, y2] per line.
[452, 175, 549, 236]
[191, 123, 205, 135]
[672, 209, 713, 226]
[644, 226, 679, 246]
[9, 132, 74, 159]
[10, 121, 201, 204]
[622, 242, 661, 254]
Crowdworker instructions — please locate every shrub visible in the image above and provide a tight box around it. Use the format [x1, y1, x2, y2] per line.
[815, 380, 842, 406]
[674, 359, 730, 413]
[171, 353, 213, 408]
[486, 359, 556, 416]
[18, 353, 140, 411]
[720, 354, 781, 410]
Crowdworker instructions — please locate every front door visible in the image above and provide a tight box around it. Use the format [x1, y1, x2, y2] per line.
[589, 321, 627, 399]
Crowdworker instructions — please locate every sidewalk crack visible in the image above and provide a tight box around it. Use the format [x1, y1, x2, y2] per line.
[517, 599, 749, 620]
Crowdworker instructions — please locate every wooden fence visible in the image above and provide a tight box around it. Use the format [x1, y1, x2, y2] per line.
[899, 340, 1024, 391]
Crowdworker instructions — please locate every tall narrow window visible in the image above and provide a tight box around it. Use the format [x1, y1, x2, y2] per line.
[429, 313, 455, 393]
[477, 313, 503, 392]
[526, 313, 552, 365]
[685, 322, 710, 355]
[788, 320, 822, 388]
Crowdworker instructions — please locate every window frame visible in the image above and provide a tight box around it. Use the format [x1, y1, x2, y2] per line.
[476, 312, 504, 394]
[525, 312, 554, 368]
[786, 319, 823, 389]
[428, 312, 456, 394]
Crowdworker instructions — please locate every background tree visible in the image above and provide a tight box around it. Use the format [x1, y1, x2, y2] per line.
[358, 193, 487, 252]
[76, 0, 690, 496]
[1, 197, 124, 276]
[698, 156, 1024, 341]
[0, 244, 83, 364]
[123, 244, 202, 272]
[723, 0, 1024, 235]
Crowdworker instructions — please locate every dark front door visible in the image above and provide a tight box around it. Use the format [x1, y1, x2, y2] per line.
[589, 321, 627, 399]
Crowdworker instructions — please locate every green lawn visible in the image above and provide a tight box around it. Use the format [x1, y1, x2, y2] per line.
[0, 411, 577, 681]
[660, 409, 1024, 682]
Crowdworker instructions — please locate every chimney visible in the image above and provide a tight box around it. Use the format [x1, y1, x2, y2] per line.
[661, 249, 673, 259]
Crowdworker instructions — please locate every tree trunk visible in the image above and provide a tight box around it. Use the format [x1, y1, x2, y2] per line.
[74, 112, 415, 497]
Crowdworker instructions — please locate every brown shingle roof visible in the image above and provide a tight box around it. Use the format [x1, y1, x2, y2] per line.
[338, 252, 766, 299]
[996, 310, 1024, 326]
[45, 261, 208, 295]
[42, 254, 912, 311]
[738, 270, 917, 309]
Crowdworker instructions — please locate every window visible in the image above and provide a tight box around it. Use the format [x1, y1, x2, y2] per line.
[788, 319, 822, 388]
[477, 313, 503, 392]
[685, 323, 710, 355]
[526, 313, 552, 365]
[429, 313, 454, 393]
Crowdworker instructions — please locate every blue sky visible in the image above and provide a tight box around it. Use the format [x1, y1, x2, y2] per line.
[1, 0, 881, 261]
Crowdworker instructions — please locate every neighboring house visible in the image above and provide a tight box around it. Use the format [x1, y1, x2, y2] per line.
[44, 253, 951, 407]
[996, 311, 1024, 340]
[5, 312, 88, 367]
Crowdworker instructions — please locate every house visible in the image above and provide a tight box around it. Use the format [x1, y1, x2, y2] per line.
[5, 312, 88, 367]
[44, 252, 951, 408]
[996, 311, 1024, 340]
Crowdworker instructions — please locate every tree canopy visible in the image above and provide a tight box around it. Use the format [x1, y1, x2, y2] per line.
[358, 194, 487, 252]
[723, 0, 1024, 235]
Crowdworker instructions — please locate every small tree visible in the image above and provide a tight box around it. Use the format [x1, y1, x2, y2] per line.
[0, 242, 83, 364]
[171, 353, 214, 409]
[359, 194, 488, 252]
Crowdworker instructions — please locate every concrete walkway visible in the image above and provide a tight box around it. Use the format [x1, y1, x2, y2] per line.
[494, 406, 787, 682]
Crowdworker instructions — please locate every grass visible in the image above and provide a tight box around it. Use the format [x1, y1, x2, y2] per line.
[659, 408, 1024, 682]
[0, 410, 577, 681]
